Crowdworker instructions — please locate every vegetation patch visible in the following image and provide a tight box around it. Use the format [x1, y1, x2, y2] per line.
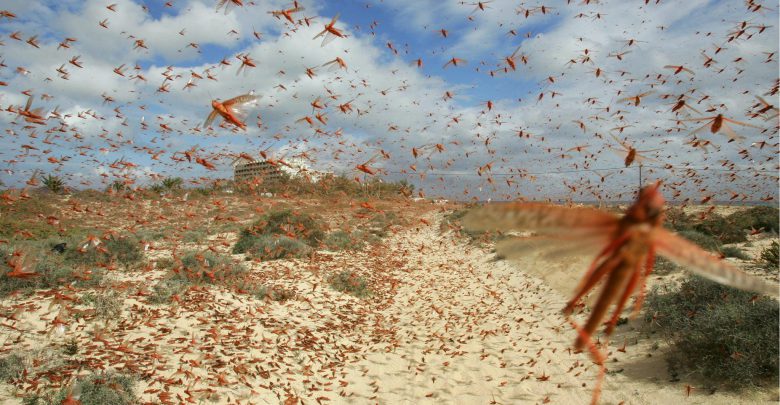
[63, 233, 143, 269]
[760, 240, 778, 271]
[23, 371, 137, 405]
[329, 271, 370, 298]
[727, 206, 779, 234]
[148, 251, 249, 304]
[233, 209, 325, 259]
[0, 245, 105, 298]
[677, 230, 721, 252]
[719, 246, 750, 260]
[644, 275, 779, 389]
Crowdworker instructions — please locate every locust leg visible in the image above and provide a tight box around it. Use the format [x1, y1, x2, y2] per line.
[563, 235, 628, 315]
[568, 317, 607, 405]
[631, 247, 656, 317]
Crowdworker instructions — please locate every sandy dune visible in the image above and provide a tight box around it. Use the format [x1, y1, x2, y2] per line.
[0, 210, 776, 404]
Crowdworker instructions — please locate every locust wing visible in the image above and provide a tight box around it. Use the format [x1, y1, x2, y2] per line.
[654, 228, 777, 297]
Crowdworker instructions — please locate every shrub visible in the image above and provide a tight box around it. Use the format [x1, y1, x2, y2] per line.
[0, 353, 25, 381]
[653, 256, 680, 275]
[664, 207, 694, 232]
[64, 233, 143, 269]
[644, 275, 779, 388]
[760, 241, 778, 271]
[248, 210, 323, 245]
[75, 371, 136, 405]
[238, 235, 312, 260]
[0, 246, 104, 297]
[233, 210, 324, 255]
[728, 206, 779, 234]
[693, 214, 746, 244]
[176, 251, 246, 284]
[720, 246, 750, 260]
[63, 338, 79, 356]
[329, 271, 370, 298]
[81, 291, 123, 319]
[161, 177, 183, 191]
[27, 371, 138, 405]
[182, 229, 207, 243]
[255, 285, 296, 302]
[678, 230, 721, 252]
[147, 279, 186, 305]
[324, 230, 367, 251]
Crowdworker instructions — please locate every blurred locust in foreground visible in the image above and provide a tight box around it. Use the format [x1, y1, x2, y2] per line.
[463, 181, 777, 404]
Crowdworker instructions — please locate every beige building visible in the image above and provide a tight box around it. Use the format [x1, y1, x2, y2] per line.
[232, 157, 284, 183]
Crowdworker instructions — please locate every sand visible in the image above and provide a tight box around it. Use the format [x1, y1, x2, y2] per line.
[0, 208, 776, 404]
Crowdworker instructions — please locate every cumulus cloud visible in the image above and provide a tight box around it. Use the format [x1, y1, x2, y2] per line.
[0, 0, 776, 201]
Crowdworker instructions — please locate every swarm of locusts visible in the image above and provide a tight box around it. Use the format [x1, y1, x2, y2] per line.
[463, 181, 778, 404]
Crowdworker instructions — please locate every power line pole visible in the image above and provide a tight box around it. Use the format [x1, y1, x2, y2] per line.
[638, 164, 643, 191]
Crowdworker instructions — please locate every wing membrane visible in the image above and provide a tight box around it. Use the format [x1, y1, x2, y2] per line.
[654, 228, 778, 297]
[462, 203, 619, 234]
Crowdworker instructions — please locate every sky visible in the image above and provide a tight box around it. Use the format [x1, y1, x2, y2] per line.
[0, 0, 777, 202]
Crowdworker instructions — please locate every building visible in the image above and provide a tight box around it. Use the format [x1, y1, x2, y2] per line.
[232, 157, 284, 183]
[232, 156, 329, 184]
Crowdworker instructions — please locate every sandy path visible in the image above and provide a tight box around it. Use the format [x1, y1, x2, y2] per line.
[338, 213, 776, 405]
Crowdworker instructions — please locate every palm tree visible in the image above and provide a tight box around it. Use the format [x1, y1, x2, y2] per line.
[42, 174, 64, 194]
[161, 177, 183, 190]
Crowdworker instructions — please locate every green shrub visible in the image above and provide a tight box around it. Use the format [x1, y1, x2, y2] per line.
[329, 271, 370, 298]
[243, 210, 323, 245]
[720, 246, 750, 260]
[182, 229, 207, 243]
[0, 246, 104, 297]
[644, 275, 779, 388]
[161, 177, 183, 191]
[678, 230, 721, 252]
[147, 279, 186, 305]
[81, 291, 123, 319]
[324, 230, 368, 251]
[694, 214, 746, 244]
[664, 207, 694, 232]
[63, 338, 79, 356]
[728, 206, 779, 234]
[27, 371, 138, 405]
[76, 371, 136, 405]
[64, 233, 143, 268]
[760, 241, 778, 271]
[176, 251, 246, 284]
[238, 235, 312, 260]
[255, 285, 296, 302]
[0, 353, 25, 381]
[233, 210, 324, 255]
[653, 256, 680, 275]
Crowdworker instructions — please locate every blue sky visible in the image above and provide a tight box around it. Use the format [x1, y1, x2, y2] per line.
[0, 0, 777, 201]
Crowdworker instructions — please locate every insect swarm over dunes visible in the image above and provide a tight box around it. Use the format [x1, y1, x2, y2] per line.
[0, 1, 776, 404]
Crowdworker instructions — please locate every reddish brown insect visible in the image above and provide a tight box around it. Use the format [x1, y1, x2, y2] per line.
[203, 92, 258, 130]
[313, 13, 346, 46]
[269, 1, 304, 24]
[609, 134, 659, 167]
[683, 113, 760, 142]
[463, 182, 776, 404]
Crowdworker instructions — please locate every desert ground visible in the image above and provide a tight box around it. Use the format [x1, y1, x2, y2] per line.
[0, 192, 776, 405]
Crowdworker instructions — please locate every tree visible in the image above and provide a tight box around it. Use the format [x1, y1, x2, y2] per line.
[42, 174, 65, 194]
